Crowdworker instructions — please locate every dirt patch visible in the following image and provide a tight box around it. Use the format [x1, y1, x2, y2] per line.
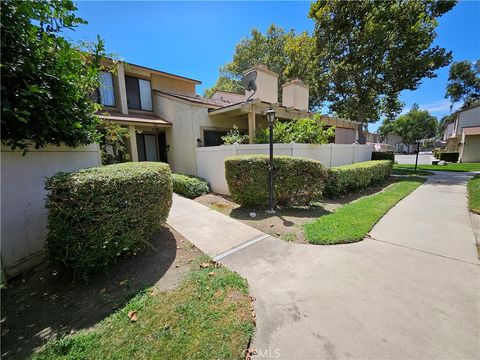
[195, 180, 394, 244]
[1, 227, 202, 360]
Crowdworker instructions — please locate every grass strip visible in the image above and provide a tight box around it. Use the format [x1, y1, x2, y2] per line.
[468, 175, 480, 214]
[391, 168, 434, 176]
[394, 163, 480, 172]
[304, 178, 425, 244]
[31, 258, 254, 360]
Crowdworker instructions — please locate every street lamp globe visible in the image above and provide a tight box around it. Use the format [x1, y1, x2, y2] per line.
[266, 107, 276, 125]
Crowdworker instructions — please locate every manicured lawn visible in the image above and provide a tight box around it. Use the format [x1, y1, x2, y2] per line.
[304, 178, 425, 244]
[468, 175, 480, 214]
[391, 168, 434, 176]
[394, 163, 480, 172]
[32, 259, 254, 360]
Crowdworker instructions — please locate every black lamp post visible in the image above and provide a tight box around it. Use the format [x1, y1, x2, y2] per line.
[266, 106, 276, 214]
[414, 140, 421, 171]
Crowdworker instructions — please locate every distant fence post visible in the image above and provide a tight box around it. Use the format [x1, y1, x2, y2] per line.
[329, 143, 333, 167]
[291, 142, 296, 157]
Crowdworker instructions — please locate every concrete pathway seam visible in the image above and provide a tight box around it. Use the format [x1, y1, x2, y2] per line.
[368, 236, 480, 266]
[212, 234, 270, 262]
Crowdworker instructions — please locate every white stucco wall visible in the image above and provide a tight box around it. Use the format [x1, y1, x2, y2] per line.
[460, 134, 480, 162]
[154, 93, 248, 175]
[196, 143, 373, 195]
[1, 144, 102, 278]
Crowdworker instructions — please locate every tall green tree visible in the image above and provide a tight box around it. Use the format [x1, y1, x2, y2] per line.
[1, 0, 108, 152]
[445, 60, 480, 109]
[309, 0, 455, 143]
[204, 25, 326, 109]
[379, 104, 438, 145]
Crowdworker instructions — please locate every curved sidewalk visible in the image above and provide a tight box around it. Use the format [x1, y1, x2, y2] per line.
[167, 172, 480, 359]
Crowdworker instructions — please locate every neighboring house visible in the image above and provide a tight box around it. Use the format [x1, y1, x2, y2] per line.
[382, 133, 415, 153]
[97, 63, 361, 175]
[443, 105, 480, 162]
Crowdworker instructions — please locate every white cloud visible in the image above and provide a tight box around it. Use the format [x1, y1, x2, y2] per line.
[403, 99, 460, 115]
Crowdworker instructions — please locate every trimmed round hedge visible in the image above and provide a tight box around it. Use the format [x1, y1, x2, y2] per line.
[45, 162, 173, 278]
[225, 155, 328, 207]
[172, 173, 210, 198]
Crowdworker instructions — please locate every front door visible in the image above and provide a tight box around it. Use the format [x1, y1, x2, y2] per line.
[158, 132, 168, 163]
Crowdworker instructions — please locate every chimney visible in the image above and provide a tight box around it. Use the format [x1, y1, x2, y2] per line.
[244, 65, 278, 104]
[282, 79, 309, 111]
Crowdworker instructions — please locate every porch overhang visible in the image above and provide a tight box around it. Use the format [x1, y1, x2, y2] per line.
[97, 111, 172, 127]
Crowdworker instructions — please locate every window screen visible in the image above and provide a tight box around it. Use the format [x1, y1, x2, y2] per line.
[98, 72, 115, 106]
[139, 79, 153, 111]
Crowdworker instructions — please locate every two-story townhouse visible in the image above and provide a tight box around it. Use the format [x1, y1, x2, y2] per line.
[443, 105, 480, 162]
[97, 62, 363, 175]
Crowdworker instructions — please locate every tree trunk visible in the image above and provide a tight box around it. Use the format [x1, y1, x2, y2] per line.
[357, 124, 366, 144]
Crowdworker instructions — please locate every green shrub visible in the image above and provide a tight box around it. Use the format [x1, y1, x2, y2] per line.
[371, 151, 394, 161]
[172, 174, 209, 198]
[255, 115, 335, 144]
[324, 160, 393, 197]
[45, 162, 173, 278]
[225, 155, 328, 207]
[438, 152, 459, 162]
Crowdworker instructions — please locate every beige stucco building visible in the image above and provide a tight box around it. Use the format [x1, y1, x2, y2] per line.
[97, 62, 361, 175]
[443, 105, 480, 162]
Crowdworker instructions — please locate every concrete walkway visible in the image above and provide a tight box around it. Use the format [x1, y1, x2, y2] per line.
[167, 173, 480, 359]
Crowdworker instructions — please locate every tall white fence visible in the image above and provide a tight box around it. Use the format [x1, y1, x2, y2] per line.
[395, 153, 434, 165]
[196, 143, 373, 195]
[1, 144, 102, 279]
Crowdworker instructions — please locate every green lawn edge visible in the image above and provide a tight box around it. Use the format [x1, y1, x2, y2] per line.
[391, 168, 434, 176]
[394, 163, 480, 172]
[468, 175, 480, 214]
[31, 257, 254, 360]
[304, 178, 425, 245]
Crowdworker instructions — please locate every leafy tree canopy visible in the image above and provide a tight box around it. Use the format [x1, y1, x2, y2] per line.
[445, 60, 480, 109]
[1, 0, 109, 152]
[379, 104, 438, 145]
[309, 0, 455, 142]
[204, 25, 326, 109]
[256, 115, 335, 144]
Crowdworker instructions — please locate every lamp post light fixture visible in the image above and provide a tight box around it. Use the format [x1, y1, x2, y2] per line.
[266, 106, 276, 214]
[414, 140, 421, 171]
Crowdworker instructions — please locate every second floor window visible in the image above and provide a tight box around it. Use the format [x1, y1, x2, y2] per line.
[97, 71, 115, 106]
[125, 76, 153, 111]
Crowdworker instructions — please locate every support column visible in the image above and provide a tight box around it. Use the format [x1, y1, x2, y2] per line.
[248, 109, 256, 144]
[128, 125, 138, 162]
[117, 62, 128, 114]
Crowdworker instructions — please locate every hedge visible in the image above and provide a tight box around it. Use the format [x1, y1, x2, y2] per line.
[225, 155, 328, 207]
[324, 160, 393, 197]
[45, 162, 173, 278]
[172, 174, 209, 198]
[438, 152, 459, 162]
[371, 151, 394, 161]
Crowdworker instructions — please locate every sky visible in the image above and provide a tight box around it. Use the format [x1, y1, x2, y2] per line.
[67, 0, 480, 132]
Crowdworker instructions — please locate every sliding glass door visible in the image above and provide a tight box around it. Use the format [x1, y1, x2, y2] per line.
[136, 134, 158, 162]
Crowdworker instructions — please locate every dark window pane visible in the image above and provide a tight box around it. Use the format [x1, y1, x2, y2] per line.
[136, 134, 146, 161]
[204, 130, 228, 147]
[126, 76, 141, 110]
